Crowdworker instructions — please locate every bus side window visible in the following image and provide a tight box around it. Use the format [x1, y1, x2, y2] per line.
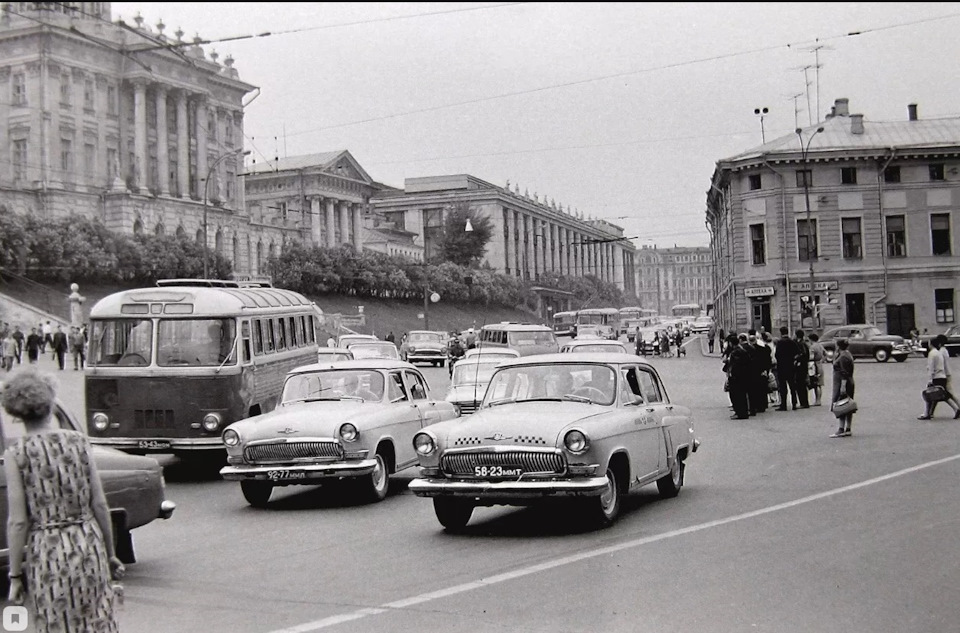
[297, 316, 306, 347]
[288, 316, 298, 348]
[265, 319, 276, 353]
[253, 320, 263, 356]
[276, 319, 286, 351]
[241, 321, 252, 363]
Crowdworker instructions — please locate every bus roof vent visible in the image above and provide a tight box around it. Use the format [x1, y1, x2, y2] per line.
[156, 279, 242, 288]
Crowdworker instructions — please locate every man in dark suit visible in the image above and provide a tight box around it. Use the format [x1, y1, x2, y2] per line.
[747, 331, 770, 414]
[52, 325, 69, 370]
[727, 334, 752, 419]
[774, 326, 800, 410]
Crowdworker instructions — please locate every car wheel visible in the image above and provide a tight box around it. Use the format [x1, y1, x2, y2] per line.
[583, 467, 621, 528]
[656, 456, 684, 499]
[241, 480, 273, 508]
[433, 497, 473, 531]
[874, 348, 890, 362]
[357, 452, 390, 502]
[895, 355, 907, 363]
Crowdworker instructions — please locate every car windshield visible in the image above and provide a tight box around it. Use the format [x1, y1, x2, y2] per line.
[349, 344, 398, 360]
[482, 363, 617, 407]
[451, 362, 500, 386]
[281, 369, 386, 404]
[157, 318, 237, 366]
[317, 351, 351, 362]
[567, 344, 627, 353]
[89, 318, 154, 366]
[408, 332, 444, 343]
[861, 327, 881, 337]
[508, 331, 556, 346]
[947, 326, 960, 336]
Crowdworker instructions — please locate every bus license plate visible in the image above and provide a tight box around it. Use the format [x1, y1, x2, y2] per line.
[266, 470, 307, 481]
[137, 440, 171, 450]
[474, 465, 523, 478]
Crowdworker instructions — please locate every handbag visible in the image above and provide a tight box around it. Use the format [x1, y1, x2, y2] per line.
[767, 372, 778, 393]
[922, 384, 949, 403]
[832, 397, 858, 417]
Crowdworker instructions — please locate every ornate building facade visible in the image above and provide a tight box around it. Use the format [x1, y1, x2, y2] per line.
[708, 97, 960, 337]
[0, 2, 276, 274]
[634, 245, 714, 316]
[369, 174, 637, 294]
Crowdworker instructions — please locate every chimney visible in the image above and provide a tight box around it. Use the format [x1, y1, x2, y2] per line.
[834, 98, 850, 117]
[850, 114, 864, 135]
[908, 103, 918, 121]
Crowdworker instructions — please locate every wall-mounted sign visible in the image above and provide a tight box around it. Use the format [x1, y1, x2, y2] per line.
[744, 286, 775, 297]
[792, 281, 839, 292]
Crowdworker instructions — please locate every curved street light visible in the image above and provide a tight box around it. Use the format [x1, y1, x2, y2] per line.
[203, 147, 251, 279]
[796, 126, 825, 326]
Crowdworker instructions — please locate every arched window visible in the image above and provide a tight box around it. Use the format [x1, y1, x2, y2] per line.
[176, 225, 186, 239]
[155, 221, 165, 236]
[133, 219, 143, 235]
[232, 236, 240, 268]
[215, 228, 224, 255]
[256, 241, 264, 275]
[196, 228, 204, 244]
[246, 237, 252, 274]
[268, 242, 276, 260]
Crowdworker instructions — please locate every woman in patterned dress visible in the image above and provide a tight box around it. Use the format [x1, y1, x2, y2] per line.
[2, 369, 124, 632]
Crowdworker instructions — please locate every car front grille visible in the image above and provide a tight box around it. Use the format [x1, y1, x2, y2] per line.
[457, 402, 479, 415]
[133, 409, 175, 429]
[244, 441, 343, 464]
[441, 450, 565, 476]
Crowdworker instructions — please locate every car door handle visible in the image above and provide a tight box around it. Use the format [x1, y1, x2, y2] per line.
[645, 407, 656, 413]
[666, 405, 674, 410]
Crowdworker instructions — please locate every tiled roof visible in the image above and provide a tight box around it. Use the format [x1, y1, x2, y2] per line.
[244, 151, 347, 174]
[724, 115, 960, 163]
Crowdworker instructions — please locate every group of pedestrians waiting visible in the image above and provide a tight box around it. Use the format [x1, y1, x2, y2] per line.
[1, 320, 88, 371]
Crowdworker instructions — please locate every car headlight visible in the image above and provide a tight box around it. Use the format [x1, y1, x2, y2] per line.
[91, 412, 109, 432]
[202, 413, 222, 432]
[408, 346, 417, 352]
[340, 423, 359, 442]
[564, 429, 590, 454]
[413, 431, 436, 456]
[222, 428, 240, 447]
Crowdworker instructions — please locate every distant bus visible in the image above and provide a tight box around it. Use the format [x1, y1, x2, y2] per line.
[576, 308, 619, 340]
[551, 310, 578, 337]
[85, 279, 322, 464]
[670, 303, 702, 320]
[617, 307, 658, 341]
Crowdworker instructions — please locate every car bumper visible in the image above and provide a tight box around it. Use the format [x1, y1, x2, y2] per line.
[90, 437, 224, 451]
[219, 459, 378, 482]
[406, 352, 446, 362]
[408, 476, 610, 498]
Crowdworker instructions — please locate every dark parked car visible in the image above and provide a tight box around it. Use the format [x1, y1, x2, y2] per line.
[0, 395, 176, 568]
[819, 324, 911, 363]
[917, 325, 960, 357]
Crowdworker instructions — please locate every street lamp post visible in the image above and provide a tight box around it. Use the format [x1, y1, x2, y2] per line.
[203, 148, 250, 279]
[796, 126, 824, 327]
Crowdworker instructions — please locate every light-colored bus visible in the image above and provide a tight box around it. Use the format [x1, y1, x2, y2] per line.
[576, 308, 620, 340]
[551, 310, 578, 337]
[85, 279, 322, 462]
[477, 323, 560, 356]
[617, 307, 658, 340]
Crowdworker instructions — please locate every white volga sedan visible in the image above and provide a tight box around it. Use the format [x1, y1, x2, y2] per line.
[410, 353, 700, 530]
[220, 359, 458, 507]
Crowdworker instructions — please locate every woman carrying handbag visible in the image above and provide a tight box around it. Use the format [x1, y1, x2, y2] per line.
[830, 338, 856, 438]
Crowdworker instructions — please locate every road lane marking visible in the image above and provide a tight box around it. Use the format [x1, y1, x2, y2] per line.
[267, 452, 960, 633]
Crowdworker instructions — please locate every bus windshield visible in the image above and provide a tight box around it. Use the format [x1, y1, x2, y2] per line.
[89, 319, 154, 366]
[158, 318, 237, 366]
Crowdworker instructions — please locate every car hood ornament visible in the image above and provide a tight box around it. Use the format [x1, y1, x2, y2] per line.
[277, 427, 299, 435]
[485, 433, 513, 441]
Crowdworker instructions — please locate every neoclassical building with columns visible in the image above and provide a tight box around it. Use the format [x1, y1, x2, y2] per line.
[0, 2, 281, 275]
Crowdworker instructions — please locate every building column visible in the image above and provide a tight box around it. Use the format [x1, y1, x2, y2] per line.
[195, 97, 208, 199]
[133, 80, 147, 192]
[339, 200, 351, 245]
[502, 209, 511, 273]
[510, 212, 519, 275]
[310, 196, 323, 245]
[155, 85, 169, 195]
[325, 198, 336, 248]
[551, 224, 560, 272]
[352, 203, 363, 251]
[176, 91, 189, 198]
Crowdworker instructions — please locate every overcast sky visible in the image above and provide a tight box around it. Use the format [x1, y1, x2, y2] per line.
[114, 2, 960, 248]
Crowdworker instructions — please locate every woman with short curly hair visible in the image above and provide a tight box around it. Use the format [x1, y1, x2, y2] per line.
[2, 368, 123, 632]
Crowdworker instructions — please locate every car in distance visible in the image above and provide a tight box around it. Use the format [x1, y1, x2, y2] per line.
[347, 341, 400, 361]
[560, 339, 631, 354]
[0, 394, 176, 567]
[399, 330, 448, 367]
[819, 324, 911, 362]
[410, 353, 699, 531]
[573, 325, 603, 340]
[464, 347, 521, 361]
[917, 325, 960, 357]
[336, 333, 378, 348]
[445, 356, 502, 416]
[220, 359, 458, 507]
[317, 347, 353, 363]
[689, 316, 715, 334]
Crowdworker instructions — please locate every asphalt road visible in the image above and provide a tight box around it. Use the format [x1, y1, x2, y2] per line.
[5, 341, 960, 633]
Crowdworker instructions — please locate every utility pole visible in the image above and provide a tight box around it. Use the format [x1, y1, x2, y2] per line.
[797, 126, 824, 328]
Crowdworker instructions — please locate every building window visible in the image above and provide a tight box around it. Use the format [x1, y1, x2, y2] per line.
[935, 288, 956, 324]
[106, 147, 118, 179]
[226, 170, 235, 200]
[797, 218, 818, 261]
[796, 169, 812, 188]
[883, 165, 901, 183]
[107, 85, 117, 115]
[885, 214, 906, 257]
[841, 217, 862, 259]
[278, 201, 287, 220]
[13, 140, 27, 181]
[841, 167, 857, 185]
[207, 112, 217, 140]
[60, 72, 71, 106]
[931, 213, 952, 256]
[12, 73, 27, 106]
[929, 163, 945, 181]
[225, 119, 234, 144]
[748, 174, 762, 191]
[60, 138, 73, 173]
[84, 143, 95, 179]
[83, 78, 94, 111]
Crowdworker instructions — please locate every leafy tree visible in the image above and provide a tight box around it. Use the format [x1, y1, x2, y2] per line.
[435, 203, 493, 267]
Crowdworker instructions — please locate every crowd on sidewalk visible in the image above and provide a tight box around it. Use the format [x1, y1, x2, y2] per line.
[1, 319, 88, 372]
